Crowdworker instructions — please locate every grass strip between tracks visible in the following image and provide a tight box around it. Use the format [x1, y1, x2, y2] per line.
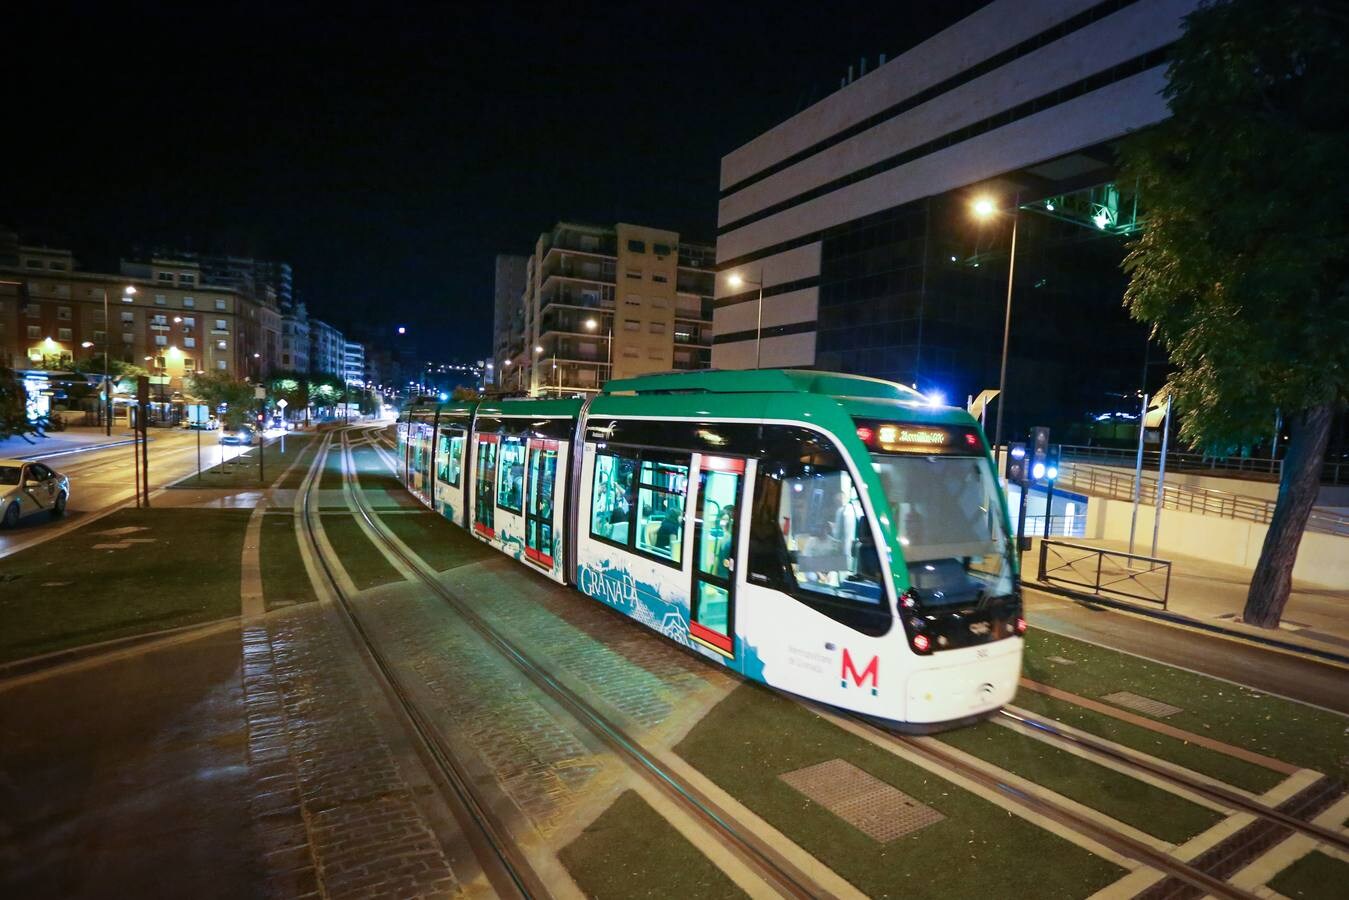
[677, 684, 1124, 898]
[935, 719, 1223, 844]
[0, 507, 250, 663]
[259, 511, 318, 609]
[1009, 690, 1285, 795]
[378, 510, 496, 572]
[1267, 850, 1349, 899]
[319, 512, 402, 590]
[560, 789, 746, 900]
[1023, 631, 1347, 781]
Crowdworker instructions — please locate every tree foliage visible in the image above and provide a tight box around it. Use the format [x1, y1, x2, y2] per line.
[0, 364, 47, 443]
[1118, 0, 1349, 626]
[1119, 0, 1348, 449]
[187, 370, 256, 429]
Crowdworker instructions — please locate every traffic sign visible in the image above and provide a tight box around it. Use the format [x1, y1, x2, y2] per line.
[254, 385, 266, 399]
[276, 398, 289, 409]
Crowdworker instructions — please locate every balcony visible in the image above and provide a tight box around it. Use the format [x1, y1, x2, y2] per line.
[540, 227, 617, 257]
[538, 280, 614, 312]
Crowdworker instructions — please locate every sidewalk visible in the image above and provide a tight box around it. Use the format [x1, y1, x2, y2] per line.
[1030, 536, 1349, 659]
[0, 425, 140, 460]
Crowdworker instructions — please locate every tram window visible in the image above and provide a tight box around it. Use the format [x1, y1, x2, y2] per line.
[497, 437, 525, 513]
[749, 464, 883, 607]
[527, 445, 557, 520]
[592, 452, 636, 545]
[436, 432, 464, 486]
[634, 459, 689, 564]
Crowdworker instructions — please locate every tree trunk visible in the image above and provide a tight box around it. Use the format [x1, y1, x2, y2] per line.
[1242, 402, 1335, 628]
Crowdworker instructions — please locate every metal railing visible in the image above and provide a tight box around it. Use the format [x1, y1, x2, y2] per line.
[1055, 461, 1349, 537]
[1060, 443, 1349, 486]
[1038, 540, 1172, 608]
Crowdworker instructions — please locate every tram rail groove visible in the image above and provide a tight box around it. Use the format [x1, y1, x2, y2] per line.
[997, 708, 1349, 852]
[338, 431, 830, 900]
[840, 712, 1261, 900]
[302, 432, 545, 900]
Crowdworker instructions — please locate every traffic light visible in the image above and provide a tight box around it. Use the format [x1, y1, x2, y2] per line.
[1029, 426, 1050, 483]
[1045, 443, 1061, 482]
[1006, 442, 1028, 485]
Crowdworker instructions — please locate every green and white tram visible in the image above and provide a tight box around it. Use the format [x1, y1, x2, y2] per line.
[398, 369, 1024, 729]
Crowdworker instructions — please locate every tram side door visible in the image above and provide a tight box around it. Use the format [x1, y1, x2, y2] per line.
[473, 434, 499, 538]
[524, 438, 559, 566]
[688, 456, 744, 660]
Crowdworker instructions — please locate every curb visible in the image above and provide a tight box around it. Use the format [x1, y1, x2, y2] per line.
[18, 437, 143, 460]
[0, 617, 241, 683]
[1027, 581, 1349, 667]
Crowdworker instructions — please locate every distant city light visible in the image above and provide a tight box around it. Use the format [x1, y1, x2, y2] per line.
[438, 392, 448, 401]
[397, 326, 407, 334]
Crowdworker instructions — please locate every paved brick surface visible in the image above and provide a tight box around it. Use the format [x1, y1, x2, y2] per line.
[361, 587, 606, 840]
[440, 555, 736, 734]
[241, 606, 462, 900]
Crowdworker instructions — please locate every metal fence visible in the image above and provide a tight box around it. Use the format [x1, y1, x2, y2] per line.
[1059, 443, 1349, 486]
[1054, 461, 1349, 537]
[1037, 539, 1172, 608]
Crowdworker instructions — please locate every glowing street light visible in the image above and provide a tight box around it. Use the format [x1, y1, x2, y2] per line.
[725, 269, 766, 368]
[970, 191, 1021, 452]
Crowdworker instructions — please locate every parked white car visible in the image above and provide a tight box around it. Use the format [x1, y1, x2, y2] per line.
[0, 459, 71, 527]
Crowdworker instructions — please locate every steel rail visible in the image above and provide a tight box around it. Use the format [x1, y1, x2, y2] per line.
[338, 431, 828, 900]
[300, 432, 543, 900]
[845, 713, 1261, 900]
[998, 707, 1348, 851]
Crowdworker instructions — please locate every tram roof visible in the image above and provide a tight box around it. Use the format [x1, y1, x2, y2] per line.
[603, 368, 923, 402]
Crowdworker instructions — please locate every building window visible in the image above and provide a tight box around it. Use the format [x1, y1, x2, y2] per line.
[121, 311, 135, 322]
[49, 261, 68, 271]
[26, 325, 40, 339]
[626, 268, 642, 280]
[282, 353, 290, 365]
[157, 272, 174, 283]
[179, 273, 196, 285]
[154, 356, 166, 369]
[675, 329, 693, 343]
[217, 340, 227, 350]
[622, 346, 639, 358]
[214, 319, 227, 330]
[93, 330, 106, 342]
[25, 260, 42, 269]
[648, 347, 663, 360]
[649, 321, 666, 335]
[653, 243, 671, 257]
[217, 360, 227, 370]
[652, 273, 668, 284]
[58, 327, 73, 340]
[88, 288, 100, 298]
[184, 337, 196, 348]
[25, 302, 40, 317]
[182, 357, 194, 370]
[154, 295, 167, 306]
[627, 239, 646, 253]
[54, 285, 70, 297]
[183, 316, 195, 328]
[652, 297, 668, 309]
[215, 299, 226, 310]
[57, 306, 71, 320]
[152, 314, 167, 325]
[624, 295, 642, 307]
[154, 335, 167, 346]
[623, 319, 639, 331]
[122, 333, 134, 344]
[183, 297, 195, 307]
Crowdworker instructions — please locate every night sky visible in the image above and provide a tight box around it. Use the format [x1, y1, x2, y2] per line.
[9, 1, 986, 360]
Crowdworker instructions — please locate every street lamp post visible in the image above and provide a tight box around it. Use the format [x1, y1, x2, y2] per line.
[584, 316, 612, 389]
[725, 269, 766, 369]
[971, 193, 1020, 453]
[100, 285, 136, 434]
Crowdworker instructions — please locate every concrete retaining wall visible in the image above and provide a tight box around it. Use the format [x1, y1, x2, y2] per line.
[1083, 495, 1349, 589]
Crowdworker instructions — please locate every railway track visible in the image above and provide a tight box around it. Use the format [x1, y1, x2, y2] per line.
[299, 432, 545, 899]
[996, 707, 1348, 850]
[331, 429, 831, 899]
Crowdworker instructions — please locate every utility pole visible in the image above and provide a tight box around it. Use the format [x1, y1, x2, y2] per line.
[137, 375, 150, 508]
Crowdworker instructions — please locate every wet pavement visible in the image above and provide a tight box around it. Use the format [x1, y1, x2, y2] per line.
[0, 626, 266, 899]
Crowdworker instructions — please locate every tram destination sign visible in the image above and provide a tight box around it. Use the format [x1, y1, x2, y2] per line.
[853, 420, 984, 455]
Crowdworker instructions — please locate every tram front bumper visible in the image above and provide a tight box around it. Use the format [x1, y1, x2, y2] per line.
[903, 637, 1023, 726]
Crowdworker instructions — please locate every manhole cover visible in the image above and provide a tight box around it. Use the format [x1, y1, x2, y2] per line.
[1101, 691, 1183, 718]
[780, 758, 943, 842]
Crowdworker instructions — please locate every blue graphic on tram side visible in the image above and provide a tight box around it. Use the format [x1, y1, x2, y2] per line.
[496, 526, 526, 561]
[737, 637, 766, 681]
[577, 560, 693, 650]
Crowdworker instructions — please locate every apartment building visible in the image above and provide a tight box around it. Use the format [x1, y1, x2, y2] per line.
[342, 340, 365, 386]
[496, 221, 715, 396]
[713, 0, 1197, 437]
[280, 301, 310, 372]
[308, 318, 344, 377]
[492, 254, 528, 378]
[1, 243, 257, 400]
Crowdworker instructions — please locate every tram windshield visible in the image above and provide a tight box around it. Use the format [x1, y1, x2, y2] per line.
[871, 453, 1014, 608]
